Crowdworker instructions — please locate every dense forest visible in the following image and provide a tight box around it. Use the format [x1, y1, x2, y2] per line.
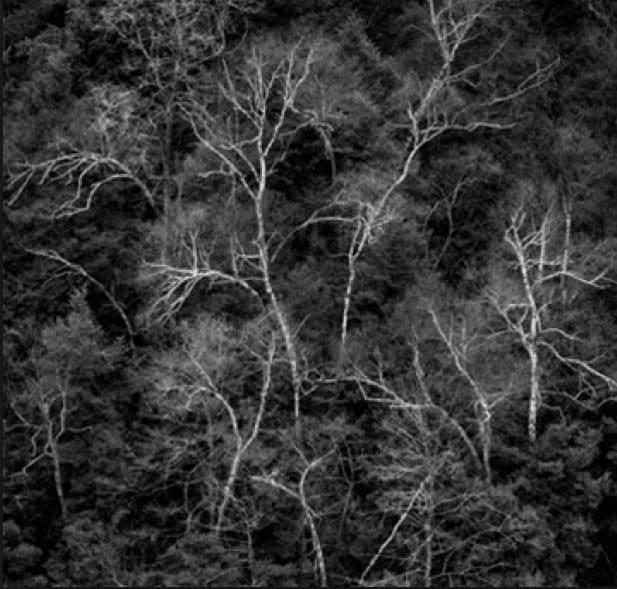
[3, 0, 617, 586]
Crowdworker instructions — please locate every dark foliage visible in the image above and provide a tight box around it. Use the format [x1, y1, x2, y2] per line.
[4, 0, 617, 586]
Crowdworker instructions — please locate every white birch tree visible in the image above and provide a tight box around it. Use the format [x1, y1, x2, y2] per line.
[146, 39, 334, 437]
[335, 0, 557, 358]
[487, 201, 617, 442]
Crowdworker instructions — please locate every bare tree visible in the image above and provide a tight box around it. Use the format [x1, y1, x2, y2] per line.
[336, 0, 557, 358]
[427, 309, 496, 480]
[252, 447, 334, 587]
[99, 0, 259, 259]
[11, 368, 73, 522]
[350, 347, 484, 476]
[7, 86, 157, 218]
[7, 292, 123, 522]
[149, 40, 333, 436]
[188, 331, 276, 536]
[554, 122, 614, 305]
[357, 395, 510, 587]
[145, 229, 263, 324]
[359, 475, 432, 586]
[6, 0, 257, 234]
[487, 202, 617, 442]
[143, 316, 278, 542]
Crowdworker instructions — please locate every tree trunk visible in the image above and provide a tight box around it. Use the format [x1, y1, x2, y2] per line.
[477, 399, 492, 481]
[49, 430, 68, 522]
[561, 198, 572, 306]
[423, 475, 434, 587]
[161, 108, 174, 263]
[255, 166, 302, 439]
[528, 345, 540, 443]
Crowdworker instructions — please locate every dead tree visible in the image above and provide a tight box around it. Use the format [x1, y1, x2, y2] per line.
[336, 0, 558, 358]
[487, 202, 617, 442]
[149, 41, 333, 437]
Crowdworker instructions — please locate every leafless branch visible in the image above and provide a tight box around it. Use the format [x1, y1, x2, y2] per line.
[7, 152, 155, 217]
[487, 201, 616, 441]
[252, 448, 334, 587]
[25, 248, 136, 355]
[359, 477, 430, 586]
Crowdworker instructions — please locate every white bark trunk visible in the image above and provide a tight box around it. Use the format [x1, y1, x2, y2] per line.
[528, 345, 540, 444]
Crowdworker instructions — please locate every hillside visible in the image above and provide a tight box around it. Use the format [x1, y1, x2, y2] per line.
[3, 0, 617, 585]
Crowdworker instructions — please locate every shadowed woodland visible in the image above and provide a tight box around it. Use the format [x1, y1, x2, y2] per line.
[3, 0, 617, 586]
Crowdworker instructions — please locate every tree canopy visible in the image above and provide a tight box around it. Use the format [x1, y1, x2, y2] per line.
[4, 0, 617, 586]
